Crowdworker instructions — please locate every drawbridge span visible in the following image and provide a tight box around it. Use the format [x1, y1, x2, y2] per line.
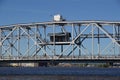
[0, 18, 120, 63]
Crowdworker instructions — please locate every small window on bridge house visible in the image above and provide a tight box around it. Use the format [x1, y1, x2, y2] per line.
[48, 32, 71, 42]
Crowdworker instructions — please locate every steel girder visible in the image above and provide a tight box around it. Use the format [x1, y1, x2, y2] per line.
[0, 21, 120, 60]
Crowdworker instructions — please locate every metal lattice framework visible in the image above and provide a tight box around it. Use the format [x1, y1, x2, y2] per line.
[0, 20, 120, 61]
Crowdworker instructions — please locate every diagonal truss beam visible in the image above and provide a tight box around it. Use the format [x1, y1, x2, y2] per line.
[20, 27, 51, 58]
[1, 27, 17, 43]
[95, 23, 120, 47]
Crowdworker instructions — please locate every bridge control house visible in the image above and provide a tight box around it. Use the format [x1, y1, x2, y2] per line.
[48, 32, 71, 42]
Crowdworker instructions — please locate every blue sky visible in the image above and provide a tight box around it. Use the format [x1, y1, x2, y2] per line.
[0, 0, 120, 26]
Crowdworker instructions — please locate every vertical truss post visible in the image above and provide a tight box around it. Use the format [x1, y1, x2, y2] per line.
[72, 24, 74, 58]
[53, 24, 56, 56]
[113, 24, 115, 56]
[61, 45, 63, 53]
[118, 25, 120, 55]
[118, 26, 120, 40]
[0, 29, 2, 58]
[78, 25, 81, 57]
[11, 29, 13, 58]
[17, 26, 21, 58]
[44, 26, 46, 56]
[35, 25, 37, 57]
[27, 28, 30, 58]
[92, 24, 94, 59]
[97, 26, 100, 57]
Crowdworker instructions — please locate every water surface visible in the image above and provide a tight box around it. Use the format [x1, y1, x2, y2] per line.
[0, 67, 120, 80]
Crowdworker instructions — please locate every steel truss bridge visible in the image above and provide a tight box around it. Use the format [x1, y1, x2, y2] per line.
[0, 20, 120, 63]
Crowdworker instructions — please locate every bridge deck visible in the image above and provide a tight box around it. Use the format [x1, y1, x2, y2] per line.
[0, 56, 120, 63]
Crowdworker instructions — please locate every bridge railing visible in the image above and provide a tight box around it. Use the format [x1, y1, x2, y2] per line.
[0, 56, 120, 60]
